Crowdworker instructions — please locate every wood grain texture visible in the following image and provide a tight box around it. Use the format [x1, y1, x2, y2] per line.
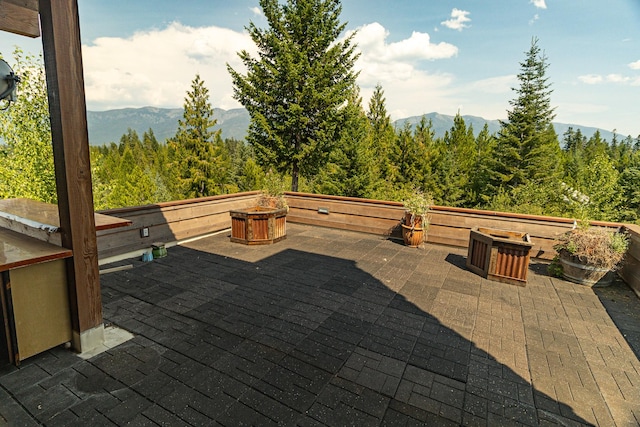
[0, 0, 39, 37]
[39, 0, 102, 333]
[0, 198, 130, 233]
[619, 225, 640, 297]
[96, 194, 258, 258]
[0, 228, 72, 272]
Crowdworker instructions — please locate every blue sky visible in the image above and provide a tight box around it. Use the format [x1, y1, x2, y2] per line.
[1, 0, 639, 136]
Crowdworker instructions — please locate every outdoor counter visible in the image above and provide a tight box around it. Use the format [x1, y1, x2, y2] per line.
[0, 198, 131, 365]
[0, 228, 73, 364]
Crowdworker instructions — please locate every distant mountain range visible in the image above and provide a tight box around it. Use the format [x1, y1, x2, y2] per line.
[86, 107, 250, 145]
[86, 106, 619, 146]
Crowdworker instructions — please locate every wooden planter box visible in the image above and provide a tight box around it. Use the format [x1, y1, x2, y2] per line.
[230, 207, 287, 245]
[466, 227, 533, 286]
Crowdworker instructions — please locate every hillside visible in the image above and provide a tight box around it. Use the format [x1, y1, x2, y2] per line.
[395, 113, 617, 142]
[86, 107, 250, 145]
[86, 107, 619, 146]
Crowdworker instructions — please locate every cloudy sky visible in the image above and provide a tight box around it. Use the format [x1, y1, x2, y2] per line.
[1, 0, 639, 136]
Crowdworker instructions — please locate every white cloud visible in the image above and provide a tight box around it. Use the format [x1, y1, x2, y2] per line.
[578, 74, 604, 84]
[81, 20, 465, 121]
[606, 73, 630, 83]
[629, 60, 640, 70]
[468, 75, 517, 94]
[530, 0, 547, 9]
[441, 9, 471, 31]
[346, 23, 459, 119]
[578, 73, 640, 86]
[349, 22, 458, 65]
[250, 7, 262, 16]
[82, 22, 256, 110]
[560, 102, 609, 114]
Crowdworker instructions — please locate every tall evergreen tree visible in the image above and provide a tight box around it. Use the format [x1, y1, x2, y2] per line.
[433, 113, 475, 207]
[490, 38, 562, 190]
[470, 123, 496, 206]
[228, 0, 359, 191]
[314, 87, 373, 197]
[169, 74, 229, 198]
[367, 84, 397, 199]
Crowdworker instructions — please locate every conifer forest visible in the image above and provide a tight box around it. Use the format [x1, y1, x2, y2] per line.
[1, 0, 639, 224]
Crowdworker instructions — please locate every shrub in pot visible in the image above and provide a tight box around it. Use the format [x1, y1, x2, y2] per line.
[401, 190, 433, 247]
[552, 223, 629, 287]
[258, 169, 288, 210]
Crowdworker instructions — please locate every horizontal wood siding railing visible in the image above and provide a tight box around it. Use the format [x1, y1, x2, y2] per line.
[96, 192, 637, 292]
[619, 224, 640, 297]
[284, 192, 627, 260]
[96, 192, 259, 260]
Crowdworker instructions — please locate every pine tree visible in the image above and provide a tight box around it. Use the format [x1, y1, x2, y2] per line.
[169, 74, 229, 198]
[491, 38, 562, 190]
[433, 113, 476, 207]
[314, 87, 373, 197]
[470, 123, 496, 206]
[366, 84, 398, 199]
[228, 0, 359, 191]
[412, 116, 438, 195]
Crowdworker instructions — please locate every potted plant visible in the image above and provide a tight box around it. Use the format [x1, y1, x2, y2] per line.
[401, 189, 433, 247]
[257, 169, 288, 210]
[552, 222, 629, 287]
[229, 169, 288, 245]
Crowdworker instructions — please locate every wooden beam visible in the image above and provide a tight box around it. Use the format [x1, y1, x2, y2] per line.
[0, 0, 40, 37]
[38, 0, 102, 350]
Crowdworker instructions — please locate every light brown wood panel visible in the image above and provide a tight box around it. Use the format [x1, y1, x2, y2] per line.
[96, 199, 246, 258]
[10, 259, 72, 360]
[619, 255, 640, 297]
[0, 0, 39, 37]
[287, 214, 395, 236]
[623, 227, 640, 260]
[287, 197, 403, 220]
[429, 211, 574, 237]
[0, 228, 72, 272]
[287, 210, 398, 234]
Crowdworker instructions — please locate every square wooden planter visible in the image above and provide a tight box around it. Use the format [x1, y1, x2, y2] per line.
[230, 207, 287, 245]
[466, 227, 534, 286]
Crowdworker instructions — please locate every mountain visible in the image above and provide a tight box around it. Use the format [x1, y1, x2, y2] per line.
[86, 107, 620, 146]
[394, 113, 618, 143]
[86, 106, 250, 145]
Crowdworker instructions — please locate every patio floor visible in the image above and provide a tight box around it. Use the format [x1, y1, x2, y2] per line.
[1, 223, 639, 426]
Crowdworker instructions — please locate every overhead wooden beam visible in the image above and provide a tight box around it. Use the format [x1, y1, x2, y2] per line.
[38, 0, 103, 352]
[0, 0, 40, 38]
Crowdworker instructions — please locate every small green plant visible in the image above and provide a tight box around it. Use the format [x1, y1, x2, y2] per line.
[553, 223, 629, 270]
[547, 256, 563, 277]
[402, 189, 433, 228]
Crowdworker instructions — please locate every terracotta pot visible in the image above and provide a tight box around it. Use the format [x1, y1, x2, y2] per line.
[404, 211, 423, 228]
[558, 251, 615, 287]
[401, 223, 425, 247]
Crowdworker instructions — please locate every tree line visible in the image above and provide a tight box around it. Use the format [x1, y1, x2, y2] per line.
[85, 78, 640, 223]
[1, 0, 639, 225]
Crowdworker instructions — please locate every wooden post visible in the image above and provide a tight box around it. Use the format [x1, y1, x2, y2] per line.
[38, 0, 103, 352]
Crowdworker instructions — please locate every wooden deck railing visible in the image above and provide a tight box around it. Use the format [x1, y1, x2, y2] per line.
[97, 191, 640, 297]
[96, 192, 259, 261]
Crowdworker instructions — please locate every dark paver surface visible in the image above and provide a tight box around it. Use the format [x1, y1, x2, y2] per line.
[1, 224, 639, 426]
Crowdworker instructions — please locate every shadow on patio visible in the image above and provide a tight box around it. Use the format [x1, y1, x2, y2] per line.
[1, 224, 638, 425]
